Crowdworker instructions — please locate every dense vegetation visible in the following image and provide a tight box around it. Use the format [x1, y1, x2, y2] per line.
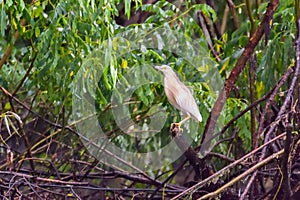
[0, 0, 299, 199]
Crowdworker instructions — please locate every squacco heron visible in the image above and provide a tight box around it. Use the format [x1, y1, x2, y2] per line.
[154, 65, 202, 128]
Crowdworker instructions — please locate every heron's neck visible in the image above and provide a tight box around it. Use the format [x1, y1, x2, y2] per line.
[163, 71, 181, 83]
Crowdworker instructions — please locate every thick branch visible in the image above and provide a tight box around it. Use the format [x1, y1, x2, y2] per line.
[240, 12, 300, 200]
[170, 124, 203, 180]
[201, 0, 279, 147]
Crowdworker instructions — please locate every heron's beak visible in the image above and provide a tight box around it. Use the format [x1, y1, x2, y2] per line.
[154, 65, 161, 71]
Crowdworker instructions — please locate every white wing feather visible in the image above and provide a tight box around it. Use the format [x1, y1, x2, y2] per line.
[174, 82, 202, 122]
[162, 66, 202, 122]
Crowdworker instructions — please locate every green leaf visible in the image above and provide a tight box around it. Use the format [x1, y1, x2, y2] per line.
[103, 66, 112, 90]
[4, 102, 11, 110]
[17, 0, 25, 12]
[136, 87, 149, 106]
[6, 0, 13, 7]
[35, 27, 40, 37]
[33, 5, 43, 18]
[0, 3, 6, 37]
[125, 0, 131, 19]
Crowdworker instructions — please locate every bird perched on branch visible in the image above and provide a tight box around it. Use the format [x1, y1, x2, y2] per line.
[154, 65, 202, 128]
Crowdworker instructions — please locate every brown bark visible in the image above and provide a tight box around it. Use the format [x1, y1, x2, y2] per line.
[201, 0, 280, 148]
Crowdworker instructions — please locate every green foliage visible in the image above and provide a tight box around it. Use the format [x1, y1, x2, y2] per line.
[1, 0, 294, 152]
[0, 0, 298, 196]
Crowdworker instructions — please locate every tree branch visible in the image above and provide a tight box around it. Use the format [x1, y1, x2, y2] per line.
[170, 133, 286, 199]
[201, 0, 280, 150]
[198, 149, 284, 200]
[240, 11, 300, 199]
[170, 124, 203, 180]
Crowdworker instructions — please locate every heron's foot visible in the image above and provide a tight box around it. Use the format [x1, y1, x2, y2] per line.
[172, 122, 182, 129]
[170, 123, 183, 137]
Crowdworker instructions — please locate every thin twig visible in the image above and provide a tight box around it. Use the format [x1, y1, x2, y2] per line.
[226, 0, 239, 29]
[0, 171, 89, 185]
[0, 86, 182, 192]
[196, 11, 220, 62]
[195, 66, 293, 152]
[256, 67, 294, 141]
[249, 55, 257, 149]
[246, 0, 256, 35]
[198, 149, 284, 200]
[170, 132, 286, 199]
[12, 53, 37, 96]
[240, 14, 300, 200]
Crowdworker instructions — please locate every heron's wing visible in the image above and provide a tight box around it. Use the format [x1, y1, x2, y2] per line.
[164, 84, 179, 109]
[174, 83, 202, 122]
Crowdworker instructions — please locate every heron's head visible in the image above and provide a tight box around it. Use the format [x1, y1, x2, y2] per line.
[154, 65, 176, 77]
[154, 65, 172, 71]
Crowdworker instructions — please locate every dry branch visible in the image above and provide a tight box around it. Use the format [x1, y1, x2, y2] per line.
[201, 0, 280, 152]
[170, 133, 286, 199]
[240, 10, 300, 200]
[198, 149, 284, 200]
[170, 123, 203, 180]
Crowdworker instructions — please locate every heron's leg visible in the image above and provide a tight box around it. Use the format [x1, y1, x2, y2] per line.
[172, 116, 191, 129]
[178, 116, 191, 125]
